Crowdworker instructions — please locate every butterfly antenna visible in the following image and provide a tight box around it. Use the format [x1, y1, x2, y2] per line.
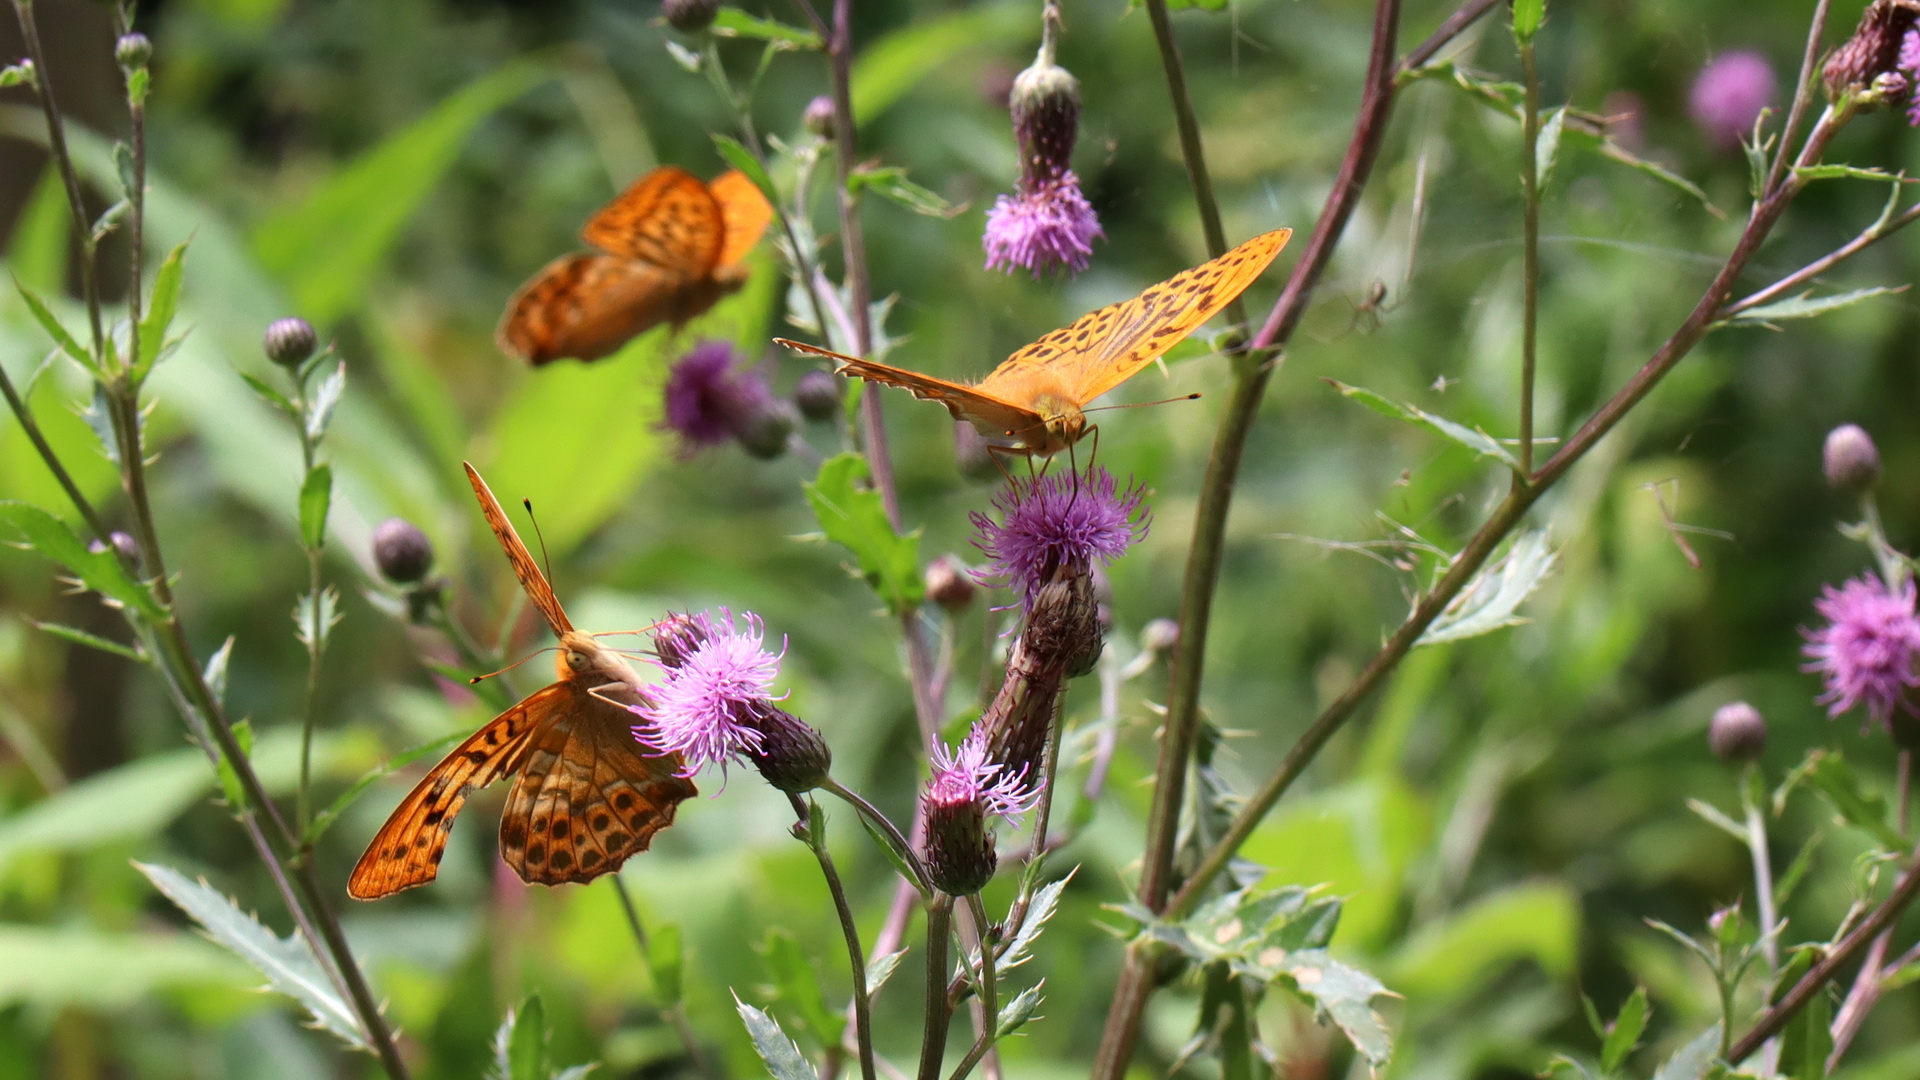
[523, 497, 556, 591]
[1081, 392, 1203, 414]
[468, 648, 553, 685]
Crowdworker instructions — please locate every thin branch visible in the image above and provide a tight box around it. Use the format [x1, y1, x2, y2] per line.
[0, 359, 112, 542]
[795, 794, 878, 1080]
[1517, 34, 1541, 478]
[917, 895, 954, 1080]
[1721, 201, 1920, 318]
[1764, 0, 1835, 200]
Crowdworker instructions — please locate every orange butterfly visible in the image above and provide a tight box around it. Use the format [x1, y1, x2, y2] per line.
[774, 229, 1291, 457]
[498, 165, 774, 365]
[347, 463, 696, 899]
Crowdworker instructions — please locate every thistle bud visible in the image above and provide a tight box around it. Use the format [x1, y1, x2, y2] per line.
[651, 611, 715, 669]
[794, 368, 842, 421]
[925, 556, 977, 612]
[115, 33, 151, 73]
[802, 95, 835, 138]
[1026, 561, 1103, 679]
[88, 531, 140, 564]
[1823, 423, 1881, 495]
[734, 398, 798, 460]
[263, 317, 317, 368]
[924, 796, 995, 896]
[1708, 701, 1767, 763]
[736, 704, 832, 793]
[662, 0, 721, 32]
[371, 518, 434, 584]
[1009, 56, 1081, 183]
[1822, 0, 1920, 103]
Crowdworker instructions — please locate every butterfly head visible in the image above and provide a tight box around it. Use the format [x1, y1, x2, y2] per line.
[1027, 393, 1087, 457]
[557, 630, 641, 690]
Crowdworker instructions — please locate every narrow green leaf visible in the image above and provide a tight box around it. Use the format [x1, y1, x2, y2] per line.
[1794, 163, 1900, 182]
[302, 730, 463, 845]
[803, 453, 924, 614]
[299, 463, 333, 550]
[214, 717, 254, 813]
[710, 134, 779, 208]
[203, 636, 236, 708]
[762, 930, 845, 1048]
[238, 371, 297, 417]
[82, 384, 122, 468]
[1776, 983, 1832, 1080]
[1686, 798, 1748, 841]
[733, 996, 819, 1080]
[507, 994, 548, 1080]
[1000, 872, 1074, 971]
[865, 949, 906, 996]
[294, 587, 341, 654]
[849, 165, 964, 219]
[1419, 531, 1557, 646]
[1600, 988, 1650, 1074]
[14, 282, 95, 372]
[996, 982, 1046, 1037]
[1651, 1023, 1721, 1080]
[112, 141, 137, 200]
[1723, 286, 1906, 327]
[711, 8, 821, 48]
[304, 361, 347, 443]
[24, 619, 146, 663]
[134, 862, 369, 1049]
[135, 242, 188, 379]
[649, 923, 684, 1006]
[0, 502, 164, 620]
[1513, 0, 1545, 41]
[1800, 750, 1905, 850]
[1536, 106, 1567, 190]
[1329, 380, 1519, 468]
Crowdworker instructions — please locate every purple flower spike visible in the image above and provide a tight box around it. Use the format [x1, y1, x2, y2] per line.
[662, 341, 776, 452]
[927, 732, 1038, 821]
[633, 610, 785, 774]
[971, 467, 1148, 608]
[1803, 574, 1920, 729]
[983, 172, 1105, 277]
[1689, 50, 1777, 149]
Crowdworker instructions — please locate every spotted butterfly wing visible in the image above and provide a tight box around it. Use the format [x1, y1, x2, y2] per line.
[579, 165, 726, 276]
[771, 337, 1045, 440]
[708, 170, 774, 270]
[498, 255, 685, 366]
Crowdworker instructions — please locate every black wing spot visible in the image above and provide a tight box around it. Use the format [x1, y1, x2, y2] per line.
[549, 849, 575, 872]
[591, 813, 612, 831]
[503, 822, 528, 847]
[527, 842, 548, 865]
[605, 830, 633, 850]
[464, 750, 489, 765]
[550, 818, 570, 838]
[422, 807, 447, 827]
[580, 851, 603, 870]
[612, 791, 635, 811]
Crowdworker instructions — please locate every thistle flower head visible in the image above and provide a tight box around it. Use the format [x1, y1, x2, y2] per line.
[1709, 701, 1768, 763]
[1689, 50, 1778, 148]
[1823, 424, 1882, 494]
[1803, 574, 1920, 729]
[661, 341, 781, 455]
[983, 172, 1104, 277]
[927, 733, 1038, 820]
[264, 317, 317, 368]
[971, 467, 1148, 609]
[633, 610, 783, 771]
[921, 731, 1036, 895]
[371, 518, 434, 584]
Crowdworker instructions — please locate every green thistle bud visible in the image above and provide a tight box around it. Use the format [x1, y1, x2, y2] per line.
[1823, 423, 1881, 495]
[115, 33, 152, 73]
[1708, 701, 1767, 763]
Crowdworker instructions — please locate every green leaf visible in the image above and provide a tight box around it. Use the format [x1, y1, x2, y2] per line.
[24, 618, 146, 663]
[1777, 981, 1832, 1080]
[849, 165, 964, 218]
[8, 167, 70, 296]
[1722, 286, 1906, 327]
[0, 502, 164, 620]
[238, 371, 297, 416]
[505, 994, 548, 1080]
[135, 241, 188, 380]
[649, 923, 684, 1006]
[1329, 380, 1519, 469]
[1513, 0, 1545, 41]
[803, 453, 924, 614]
[850, 6, 1029, 123]
[1536, 106, 1567, 190]
[711, 134, 779, 207]
[733, 995, 819, 1080]
[854, 803, 928, 896]
[1385, 881, 1578, 1002]
[0, 924, 244, 1009]
[299, 463, 333, 550]
[1793, 163, 1900, 182]
[14, 281, 95, 372]
[997, 983, 1046, 1037]
[1685, 797, 1747, 841]
[1797, 750, 1905, 850]
[252, 62, 545, 324]
[294, 586, 341, 654]
[711, 8, 821, 49]
[135, 862, 370, 1049]
[203, 636, 236, 708]
[1000, 872, 1073, 971]
[865, 949, 905, 996]
[305, 360, 347, 443]
[303, 730, 464, 845]
[762, 929, 845, 1049]
[1652, 1023, 1722, 1080]
[214, 717, 254, 813]
[1418, 531, 1557, 646]
[1279, 950, 1396, 1068]
[1600, 988, 1650, 1074]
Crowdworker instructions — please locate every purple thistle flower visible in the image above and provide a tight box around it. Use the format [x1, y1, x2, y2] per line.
[971, 467, 1148, 608]
[1901, 28, 1920, 123]
[661, 341, 777, 452]
[1689, 50, 1777, 149]
[1802, 574, 1920, 729]
[632, 610, 786, 774]
[983, 173, 1104, 277]
[927, 732, 1038, 821]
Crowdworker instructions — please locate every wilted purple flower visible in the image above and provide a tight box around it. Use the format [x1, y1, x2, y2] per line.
[1803, 574, 1920, 728]
[982, 46, 1103, 276]
[661, 341, 777, 452]
[1690, 50, 1777, 148]
[633, 610, 784, 772]
[971, 467, 1148, 608]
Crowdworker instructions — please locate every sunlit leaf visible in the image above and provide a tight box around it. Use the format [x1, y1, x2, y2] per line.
[1651, 1023, 1721, 1080]
[1418, 531, 1557, 645]
[1599, 988, 1649, 1074]
[135, 241, 188, 380]
[1536, 106, 1567, 189]
[733, 995, 819, 1080]
[1330, 380, 1518, 469]
[762, 929, 844, 1049]
[997, 982, 1046, 1036]
[305, 360, 346, 442]
[1279, 950, 1395, 1070]
[1513, 0, 1545, 41]
[24, 618, 146, 663]
[712, 9, 821, 49]
[0, 501, 165, 620]
[850, 165, 965, 218]
[13, 282, 94, 372]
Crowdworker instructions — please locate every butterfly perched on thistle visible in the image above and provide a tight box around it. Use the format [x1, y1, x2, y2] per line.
[498, 165, 773, 365]
[775, 229, 1290, 457]
[347, 464, 696, 899]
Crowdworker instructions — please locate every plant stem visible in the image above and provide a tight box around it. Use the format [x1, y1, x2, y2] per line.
[824, 776, 930, 890]
[1141, 0, 1232, 276]
[611, 876, 715, 1080]
[1745, 765, 1781, 973]
[945, 894, 999, 1080]
[0, 360, 112, 543]
[1763, 0, 1834, 200]
[794, 794, 877, 1080]
[1827, 748, 1914, 1067]
[1516, 35, 1540, 479]
[1720, 201, 1920, 319]
[918, 895, 954, 1080]
[296, 372, 325, 837]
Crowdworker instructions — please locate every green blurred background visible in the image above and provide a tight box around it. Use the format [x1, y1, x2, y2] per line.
[1, 0, 1918, 1076]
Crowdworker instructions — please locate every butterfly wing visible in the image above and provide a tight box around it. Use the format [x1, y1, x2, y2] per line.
[772, 337, 1045, 439]
[579, 165, 725, 277]
[465, 462, 572, 636]
[498, 685, 697, 885]
[981, 228, 1292, 405]
[497, 253, 681, 365]
[707, 170, 773, 269]
[347, 684, 565, 899]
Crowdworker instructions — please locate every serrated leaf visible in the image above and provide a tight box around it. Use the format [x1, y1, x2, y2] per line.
[1512, 0, 1544, 41]
[865, 949, 905, 995]
[299, 463, 332, 550]
[507, 994, 547, 1080]
[711, 8, 821, 48]
[238, 371, 297, 416]
[1723, 286, 1906, 327]
[204, 636, 235, 709]
[1418, 531, 1557, 645]
[1536, 106, 1567, 190]
[1797, 750, 1904, 850]
[1280, 950, 1395, 1069]
[996, 982, 1045, 1036]
[849, 166, 964, 219]
[1794, 163, 1900, 182]
[733, 996, 819, 1080]
[215, 717, 253, 813]
[24, 619, 146, 663]
[1652, 1023, 1722, 1080]
[302, 730, 462, 845]
[710, 135, 779, 208]
[135, 242, 187, 380]
[305, 361, 346, 443]
[81, 384, 122, 468]
[803, 453, 923, 614]
[134, 862, 369, 1049]
[762, 929, 845, 1049]
[294, 587, 341, 654]
[999, 871, 1073, 971]
[0, 502, 164, 620]
[14, 282, 95, 372]
[1330, 380, 1519, 468]
[1600, 988, 1649, 1074]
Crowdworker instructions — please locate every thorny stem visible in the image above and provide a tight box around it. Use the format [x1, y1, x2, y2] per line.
[946, 894, 999, 1080]
[1827, 749, 1914, 1067]
[918, 895, 955, 1080]
[611, 876, 715, 1080]
[1517, 35, 1540, 479]
[794, 794, 877, 1080]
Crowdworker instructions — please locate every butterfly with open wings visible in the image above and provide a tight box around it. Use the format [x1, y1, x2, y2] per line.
[499, 165, 773, 366]
[347, 464, 696, 900]
[775, 229, 1290, 458]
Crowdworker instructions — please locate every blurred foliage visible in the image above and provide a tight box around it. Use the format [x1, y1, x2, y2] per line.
[2, 0, 1920, 1077]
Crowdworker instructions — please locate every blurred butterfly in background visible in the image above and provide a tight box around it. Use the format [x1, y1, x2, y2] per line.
[348, 463, 696, 899]
[498, 165, 773, 365]
[775, 228, 1291, 458]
